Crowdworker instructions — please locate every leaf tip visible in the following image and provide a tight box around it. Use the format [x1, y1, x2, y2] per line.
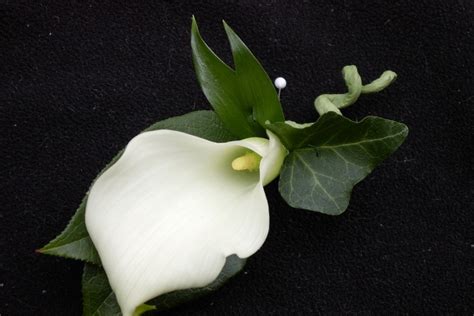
[191, 15, 198, 32]
[191, 16, 201, 40]
[222, 20, 237, 39]
[222, 19, 230, 29]
[401, 124, 409, 138]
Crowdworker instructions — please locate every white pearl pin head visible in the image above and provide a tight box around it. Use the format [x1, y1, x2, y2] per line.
[274, 77, 286, 99]
[274, 77, 287, 89]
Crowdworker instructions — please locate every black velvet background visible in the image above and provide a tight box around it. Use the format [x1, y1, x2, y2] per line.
[1, 1, 473, 315]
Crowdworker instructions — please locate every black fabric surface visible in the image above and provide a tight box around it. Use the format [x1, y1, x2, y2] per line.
[1, 1, 473, 315]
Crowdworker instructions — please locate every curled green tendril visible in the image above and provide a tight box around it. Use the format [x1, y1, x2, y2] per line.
[314, 65, 397, 116]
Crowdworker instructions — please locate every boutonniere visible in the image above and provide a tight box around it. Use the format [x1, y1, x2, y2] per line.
[39, 17, 408, 316]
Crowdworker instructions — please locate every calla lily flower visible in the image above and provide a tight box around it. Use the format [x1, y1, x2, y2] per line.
[85, 129, 287, 316]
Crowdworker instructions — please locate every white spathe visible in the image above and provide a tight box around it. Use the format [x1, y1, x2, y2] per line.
[85, 129, 287, 316]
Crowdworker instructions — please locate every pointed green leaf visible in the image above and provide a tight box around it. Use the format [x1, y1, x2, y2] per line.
[38, 198, 101, 264]
[191, 17, 284, 138]
[82, 255, 246, 315]
[39, 111, 236, 263]
[222, 21, 284, 129]
[82, 263, 122, 316]
[274, 113, 408, 215]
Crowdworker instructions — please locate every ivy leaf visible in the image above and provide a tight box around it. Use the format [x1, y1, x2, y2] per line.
[191, 17, 284, 139]
[271, 113, 408, 215]
[82, 255, 246, 315]
[38, 110, 236, 263]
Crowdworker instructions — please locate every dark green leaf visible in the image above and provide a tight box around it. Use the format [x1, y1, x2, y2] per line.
[267, 112, 352, 150]
[82, 264, 156, 316]
[267, 112, 406, 150]
[222, 21, 285, 130]
[38, 198, 101, 264]
[149, 255, 246, 311]
[39, 110, 236, 263]
[143, 110, 236, 142]
[82, 255, 246, 315]
[82, 263, 121, 316]
[276, 113, 408, 215]
[191, 17, 284, 138]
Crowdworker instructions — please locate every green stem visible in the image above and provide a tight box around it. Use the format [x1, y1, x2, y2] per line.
[314, 66, 397, 116]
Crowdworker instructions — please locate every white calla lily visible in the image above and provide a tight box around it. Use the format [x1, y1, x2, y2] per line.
[85, 129, 287, 316]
